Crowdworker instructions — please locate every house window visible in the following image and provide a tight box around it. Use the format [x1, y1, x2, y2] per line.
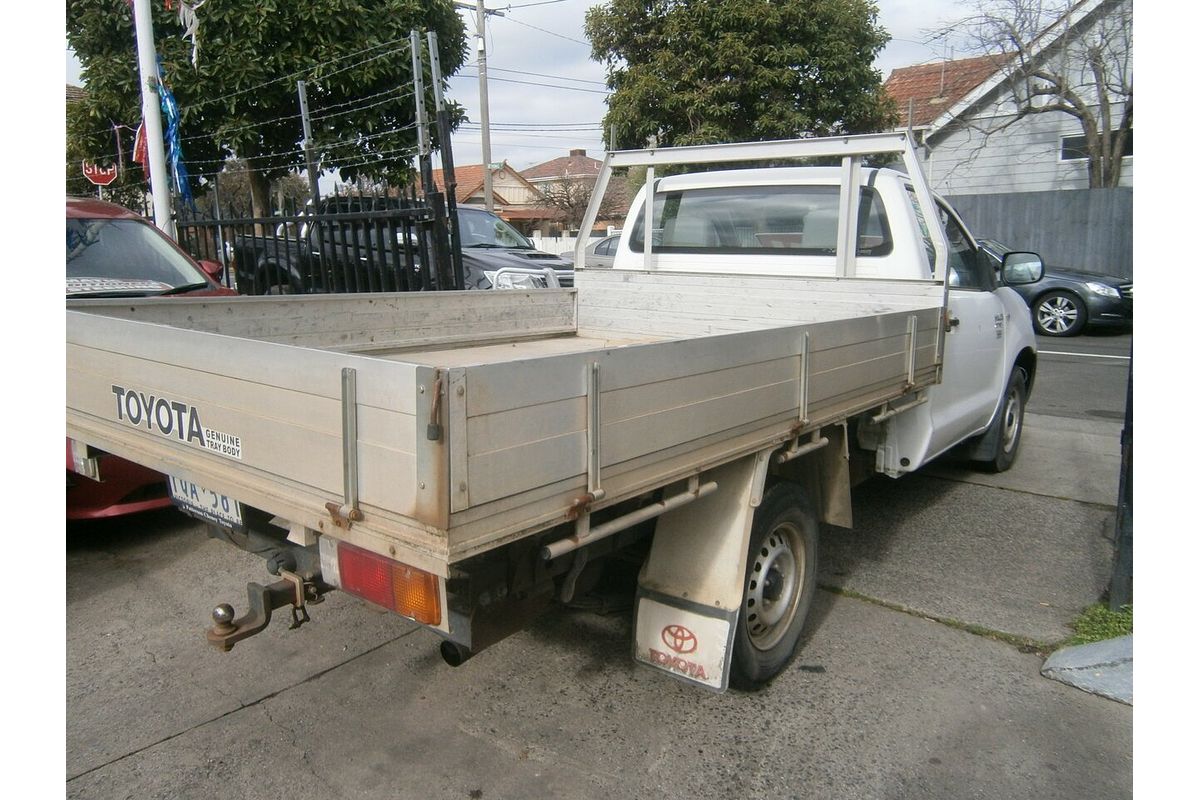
[1060, 131, 1133, 161]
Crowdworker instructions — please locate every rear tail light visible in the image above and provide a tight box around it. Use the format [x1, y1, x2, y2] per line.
[335, 541, 442, 625]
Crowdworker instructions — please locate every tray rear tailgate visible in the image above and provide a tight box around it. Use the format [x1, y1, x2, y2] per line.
[67, 310, 444, 544]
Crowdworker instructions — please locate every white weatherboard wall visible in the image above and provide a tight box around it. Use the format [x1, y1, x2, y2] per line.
[926, 110, 1133, 195]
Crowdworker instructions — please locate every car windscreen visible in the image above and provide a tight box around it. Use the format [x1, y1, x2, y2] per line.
[66, 217, 209, 296]
[457, 208, 534, 249]
[629, 184, 893, 257]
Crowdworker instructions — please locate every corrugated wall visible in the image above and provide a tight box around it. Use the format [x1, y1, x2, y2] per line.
[947, 188, 1132, 279]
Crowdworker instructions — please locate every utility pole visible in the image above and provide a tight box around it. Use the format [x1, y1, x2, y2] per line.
[297, 80, 322, 209]
[131, 0, 174, 236]
[475, 0, 494, 211]
[451, 1, 502, 210]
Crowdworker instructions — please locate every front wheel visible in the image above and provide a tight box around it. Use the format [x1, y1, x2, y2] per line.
[730, 482, 819, 689]
[1033, 291, 1087, 336]
[976, 368, 1027, 473]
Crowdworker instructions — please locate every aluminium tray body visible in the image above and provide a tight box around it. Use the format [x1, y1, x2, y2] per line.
[66, 271, 944, 574]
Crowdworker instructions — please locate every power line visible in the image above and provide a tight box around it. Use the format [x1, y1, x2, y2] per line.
[459, 128, 604, 141]
[452, 136, 602, 153]
[461, 124, 601, 133]
[469, 62, 608, 87]
[451, 70, 610, 94]
[498, 15, 590, 47]
[503, 1, 570, 9]
[476, 121, 604, 128]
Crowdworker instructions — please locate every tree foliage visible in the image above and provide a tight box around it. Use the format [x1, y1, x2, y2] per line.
[935, 0, 1132, 188]
[66, 0, 467, 215]
[585, 0, 895, 150]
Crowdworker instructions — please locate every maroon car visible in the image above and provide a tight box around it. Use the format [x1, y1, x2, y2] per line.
[66, 197, 237, 520]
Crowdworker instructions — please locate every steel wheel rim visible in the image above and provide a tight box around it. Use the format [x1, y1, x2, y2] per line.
[745, 522, 805, 650]
[1001, 381, 1022, 453]
[1037, 296, 1077, 334]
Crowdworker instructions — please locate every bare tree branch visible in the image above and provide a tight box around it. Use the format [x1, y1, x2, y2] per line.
[538, 176, 630, 234]
[931, 0, 1131, 188]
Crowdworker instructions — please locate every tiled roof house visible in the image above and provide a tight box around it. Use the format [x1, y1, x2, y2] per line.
[519, 149, 602, 185]
[882, 0, 1131, 195]
[884, 55, 1008, 131]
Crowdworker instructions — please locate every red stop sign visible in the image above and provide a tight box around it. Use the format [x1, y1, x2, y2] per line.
[82, 161, 118, 186]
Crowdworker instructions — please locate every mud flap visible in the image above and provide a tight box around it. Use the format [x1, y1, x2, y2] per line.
[634, 589, 738, 691]
[632, 453, 768, 692]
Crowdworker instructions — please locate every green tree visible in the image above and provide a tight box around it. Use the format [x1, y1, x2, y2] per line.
[586, 0, 895, 150]
[67, 0, 466, 216]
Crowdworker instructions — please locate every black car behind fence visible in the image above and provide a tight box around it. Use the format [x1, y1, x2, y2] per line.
[174, 184, 465, 295]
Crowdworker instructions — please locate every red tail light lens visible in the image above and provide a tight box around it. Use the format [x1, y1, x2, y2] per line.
[336, 542, 441, 625]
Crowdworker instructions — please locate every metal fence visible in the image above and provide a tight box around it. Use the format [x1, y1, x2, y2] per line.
[175, 185, 462, 294]
[947, 187, 1133, 279]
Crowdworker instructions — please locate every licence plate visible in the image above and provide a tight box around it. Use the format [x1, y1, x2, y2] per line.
[168, 476, 243, 527]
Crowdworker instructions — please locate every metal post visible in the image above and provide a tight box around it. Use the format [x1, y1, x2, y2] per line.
[411, 31, 450, 288]
[410, 31, 434, 194]
[132, 0, 174, 236]
[475, 0, 494, 212]
[427, 31, 465, 290]
[297, 80, 321, 209]
[212, 176, 232, 288]
[1109, 347, 1132, 609]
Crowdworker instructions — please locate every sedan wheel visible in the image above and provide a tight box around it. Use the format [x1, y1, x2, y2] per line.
[1033, 291, 1087, 337]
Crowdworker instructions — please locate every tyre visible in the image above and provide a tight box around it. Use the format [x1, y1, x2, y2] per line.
[977, 368, 1027, 473]
[1033, 291, 1087, 336]
[730, 482, 819, 689]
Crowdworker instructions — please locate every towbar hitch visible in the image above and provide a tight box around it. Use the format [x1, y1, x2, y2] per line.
[206, 571, 327, 652]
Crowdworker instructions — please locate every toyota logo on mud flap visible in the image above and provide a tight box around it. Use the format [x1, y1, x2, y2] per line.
[661, 624, 698, 654]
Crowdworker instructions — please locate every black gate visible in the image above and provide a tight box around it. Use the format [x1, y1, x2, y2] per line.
[176, 184, 463, 295]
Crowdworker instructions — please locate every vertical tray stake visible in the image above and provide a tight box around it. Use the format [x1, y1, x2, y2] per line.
[798, 331, 811, 427]
[587, 361, 606, 502]
[326, 367, 364, 528]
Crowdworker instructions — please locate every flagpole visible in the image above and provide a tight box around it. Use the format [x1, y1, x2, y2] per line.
[132, 0, 174, 236]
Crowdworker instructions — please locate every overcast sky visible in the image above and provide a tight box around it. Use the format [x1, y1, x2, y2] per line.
[65, 0, 972, 175]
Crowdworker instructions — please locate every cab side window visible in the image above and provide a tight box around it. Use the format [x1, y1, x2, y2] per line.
[937, 203, 991, 290]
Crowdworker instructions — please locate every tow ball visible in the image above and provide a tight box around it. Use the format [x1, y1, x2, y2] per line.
[206, 571, 325, 652]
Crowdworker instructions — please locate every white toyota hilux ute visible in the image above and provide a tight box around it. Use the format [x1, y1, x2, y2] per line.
[66, 133, 1042, 692]
[604, 162, 1039, 479]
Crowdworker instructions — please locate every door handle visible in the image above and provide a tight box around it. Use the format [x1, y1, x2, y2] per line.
[945, 313, 960, 332]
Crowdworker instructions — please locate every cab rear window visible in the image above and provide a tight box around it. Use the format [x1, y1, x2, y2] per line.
[629, 184, 892, 257]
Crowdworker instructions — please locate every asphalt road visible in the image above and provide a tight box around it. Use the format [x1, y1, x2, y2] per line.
[64, 329, 1133, 799]
[1027, 329, 1131, 421]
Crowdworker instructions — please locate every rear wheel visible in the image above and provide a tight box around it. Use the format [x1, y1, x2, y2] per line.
[730, 483, 818, 689]
[1033, 291, 1087, 336]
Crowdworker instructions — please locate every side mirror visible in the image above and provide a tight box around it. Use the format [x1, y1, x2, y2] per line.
[198, 260, 225, 281]
[1001, 252, 1044, 285]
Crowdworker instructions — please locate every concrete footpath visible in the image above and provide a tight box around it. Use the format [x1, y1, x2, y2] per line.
[65, 412, 1131, 799]
[823, 413, 1122, 645]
